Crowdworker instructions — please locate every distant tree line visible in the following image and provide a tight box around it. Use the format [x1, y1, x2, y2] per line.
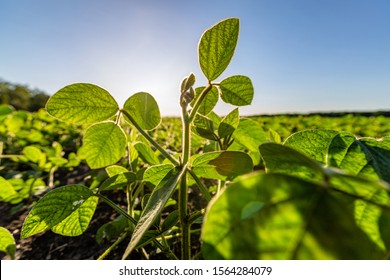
[0, 78, 50, 112]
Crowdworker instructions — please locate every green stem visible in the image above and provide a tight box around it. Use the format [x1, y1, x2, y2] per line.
[120, 109, 179, 166]
[97, 231, 128, 260]
[95, 193, 137, 226]
[187, 168, 211, 202]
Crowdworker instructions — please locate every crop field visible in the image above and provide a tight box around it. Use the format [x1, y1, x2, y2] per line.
[1, 18, 390, 260]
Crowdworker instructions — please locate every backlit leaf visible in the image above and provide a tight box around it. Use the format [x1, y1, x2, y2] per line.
[123, 92, 161, 131]
[46, 83, 119, 124]
[0, 227, 16, 259]
[218, 108, 239, 138]
[81, 121, 127, 169]
[198, 18, 239, 81]
[202, 172, 390, 260]
[21, 185, 97, 238]
[192, 151, 253, 180]
[219, 75, 254, 106]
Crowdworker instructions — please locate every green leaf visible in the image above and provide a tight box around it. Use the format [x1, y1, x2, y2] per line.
[192, 114, 218, 141]
[46, 83, 119, 124]
[161, 210, 179, 232]
[192, 151, 253, 180]
[218, 108, 239, 138]
[134, 142, 160, 165]
[260, 143, 325, 182]
[122, 166, 186, 259]
[191, 86, 219, 116]
[99, 172, 137, 191]
[123, 92, 161, 131]
[198, 18, 240, 81]
[143, 164, 175, 186]
[96, 215, 128, 244]
[0, 176, 18, 203]
[328, 134, 390, 182]
[284, 130, 340, 163]
[81, 121, 127, 169]
[233, 118, 267, 151]
[22, 146, 46, 164]
[105, 165, 129, 177]
[21, 185, 98, 238]
[219, 75, 254, 106]
[202, 172, 390, 260]
[0, 227, 16, 259]
[285, 130, 390, 183]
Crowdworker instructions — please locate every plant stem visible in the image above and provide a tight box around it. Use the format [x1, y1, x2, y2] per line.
[95, 193, 137, 226]
[120, 109, 179, 166]
[179, 106, 192, 259]
[97, 231, 128, 260]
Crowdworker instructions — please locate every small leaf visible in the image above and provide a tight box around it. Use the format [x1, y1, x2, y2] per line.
[143, 164, 175, 186]
[198, 18, 240, 81]
[219, 75, 254, 106]
[99, 172, 137, 191]
[123, 92, 161, 130]
[96, 215, 128, 244]
[134, 142, 160, 165]
[82, 121, 127, 169]
[218, 108, 239, 138]
[122, 166, 186, 259]
[161, 210, 179, 232]
[105, 165, 129, 177]
[191, 86, 219, 116]
[22, 146, 46, 164]
[46, 83, 119, 124]
[192, 151, 253, 180]
[0, 176, 18, 203]
[0, 227, 16, 259]
[181, 73, 196, 93]
[21, 185, 97, 238]
[192, 114, 218, 141]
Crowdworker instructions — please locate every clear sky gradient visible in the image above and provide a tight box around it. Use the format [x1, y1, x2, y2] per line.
[1, 0, 389, 116]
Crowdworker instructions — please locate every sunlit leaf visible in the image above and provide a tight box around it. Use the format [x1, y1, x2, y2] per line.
[46, 83, 119, 124]
[21, 185, 97, 238]
[219, 75, 254, 106]
[0, 227, 16, 259]
[81, 121, 127, 169]
[192, 151, 253, 180]
[123, 92, 161, 130]
[198, 18, 239, 81]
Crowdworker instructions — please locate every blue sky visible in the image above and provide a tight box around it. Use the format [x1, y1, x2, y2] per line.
[1, 0, 389, 116]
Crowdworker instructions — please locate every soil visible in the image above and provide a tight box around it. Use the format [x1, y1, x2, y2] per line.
[0, 164, 206, 260]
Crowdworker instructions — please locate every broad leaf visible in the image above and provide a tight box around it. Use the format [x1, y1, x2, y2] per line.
[81, 121, 127, 169]
[198, 18, 239, 81]
[123, 92, 161, 130]
[233, 118, 267, 151]
[46, 83, 119, 124]
[21, 185, 98, 238]
[0, 227, 16, 259]
[122, 166, 186, 259]
[218, 108, 239, 138]
[192, 151, 253, 180]
[202, 172, 390, 259]
[285, 130, 390, 183]
[219, 75, 254, 106]
[260, 143, 325, 182]
[22, 146, 46, 165]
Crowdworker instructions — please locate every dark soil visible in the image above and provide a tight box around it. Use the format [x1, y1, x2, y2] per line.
[1, 165, 206, 260]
